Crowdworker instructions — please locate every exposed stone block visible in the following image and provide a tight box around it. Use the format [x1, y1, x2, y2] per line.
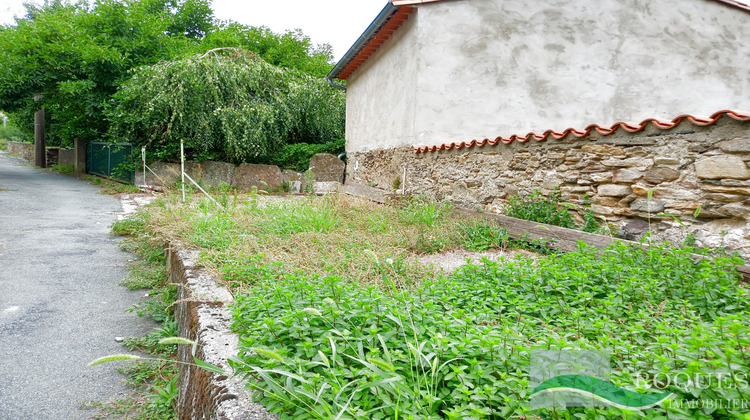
[591, 204, 614, 215]
[313, 181, 342, 195]
[652, 186, 701, 201]
[665, 201, 702, 210]
[201, 161, 235, 188]
[695, 155, 750, 180]
[231, 164, 282, 191]
[309, 153, 345, 183]
[579, 165, 607, 173]
[630, 198, 666, 213]
[718, 202, 750, 218]
[718, 138, 750, 154]
[618, 194, 638, 205]
[598, 184, 632, 197]
[589, 172, 613, 183]
[168, 247, 275, 420]
[282, 169, 306, 192]
[705, 193, 747, 203]
[58, 149, 75, 167]
[619, 219, 650, 240]
[721, 179, 750, 187]
[644, 167, 680, 184]
[654, 156, 680, 165]
[581, 144, 625, 156]
[594, 196, 621, 206]
[700, 185, 750, 195]
[601, 158, 651, 168]
[612, 169, 643, 183]
[137, 161, 181, 187]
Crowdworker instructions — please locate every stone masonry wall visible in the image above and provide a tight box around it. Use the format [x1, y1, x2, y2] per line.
[347, 118, 750, 261]
[6, 141, 34, 161]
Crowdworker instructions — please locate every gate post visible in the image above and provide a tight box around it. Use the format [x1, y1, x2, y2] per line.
[34, 93, 46, 168]
[74, 138, 87, 174]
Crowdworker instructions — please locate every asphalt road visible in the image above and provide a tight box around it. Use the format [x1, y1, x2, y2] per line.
[0, 152, 156, 419]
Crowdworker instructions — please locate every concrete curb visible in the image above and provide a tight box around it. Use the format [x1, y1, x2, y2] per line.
[167, 246, 277, 420]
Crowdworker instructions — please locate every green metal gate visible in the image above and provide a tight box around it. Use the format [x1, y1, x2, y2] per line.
[86, 142, 134, 183]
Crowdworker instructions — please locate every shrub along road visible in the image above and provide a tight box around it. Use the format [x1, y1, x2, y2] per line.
[0, 152, 155, 418]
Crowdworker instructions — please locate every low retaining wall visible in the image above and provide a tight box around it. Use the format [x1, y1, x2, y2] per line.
[58, 148, 75, 166]
[347, 118, 750, 261]
[167, 246, 276, 420]
[137, 153, 345, 192]
[6, 141, 34, 161]
[6, 142, 76, 167]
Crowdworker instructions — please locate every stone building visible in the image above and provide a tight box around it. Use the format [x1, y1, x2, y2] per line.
[327, 0, 750, 259]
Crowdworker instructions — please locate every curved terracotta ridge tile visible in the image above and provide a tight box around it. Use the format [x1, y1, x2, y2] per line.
[413, 109, 750, 153]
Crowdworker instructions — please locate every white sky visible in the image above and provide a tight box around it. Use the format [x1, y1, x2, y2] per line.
[0, 0, 389, 61]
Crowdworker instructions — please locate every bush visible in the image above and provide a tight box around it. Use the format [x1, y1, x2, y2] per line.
[261, 139, 344, 172]
[0, 122, 27, 143]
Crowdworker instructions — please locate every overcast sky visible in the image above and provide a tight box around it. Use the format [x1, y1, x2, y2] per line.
[0, 0, 388, 61]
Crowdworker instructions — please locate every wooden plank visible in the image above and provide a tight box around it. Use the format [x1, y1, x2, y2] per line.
[453, 207, 750, 284]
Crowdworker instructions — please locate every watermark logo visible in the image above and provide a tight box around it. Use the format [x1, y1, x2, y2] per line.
[530, 350, 673, 410]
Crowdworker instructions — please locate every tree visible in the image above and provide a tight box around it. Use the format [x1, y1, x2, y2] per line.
[107, 49, 345, 164]
[0, 0, 213, 148]
[199, 23, 334, 78]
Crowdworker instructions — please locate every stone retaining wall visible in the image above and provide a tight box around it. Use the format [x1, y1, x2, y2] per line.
[347, 118, 750, 260]
[5, 142, 76, 167]
[167, 246, 276, 420]
[6, 141, 34, 161]
[137, 153, 345, 193]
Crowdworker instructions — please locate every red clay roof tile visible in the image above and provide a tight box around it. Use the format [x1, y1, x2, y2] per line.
[413, 110, 750, 154]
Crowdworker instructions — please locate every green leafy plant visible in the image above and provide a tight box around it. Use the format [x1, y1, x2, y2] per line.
[580, 194, 601, 233]
[504, 189, 575, 229]
[458, 221, 510, 251]
[0, 119, 27, 144]
[228, 241, 749, 419]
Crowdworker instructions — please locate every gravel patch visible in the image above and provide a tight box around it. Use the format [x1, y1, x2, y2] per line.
[417, 248, 538, 273]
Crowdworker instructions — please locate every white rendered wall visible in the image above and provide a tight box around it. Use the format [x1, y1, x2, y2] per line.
[413, 0, 750, 147]
[345, 0, 750, 152]
[345, 13, 420, 153]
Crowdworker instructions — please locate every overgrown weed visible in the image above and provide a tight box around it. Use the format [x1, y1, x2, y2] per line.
[229, 241, 749, 419]
[133, 192, 750, 418]
[505, 189, 575, 228]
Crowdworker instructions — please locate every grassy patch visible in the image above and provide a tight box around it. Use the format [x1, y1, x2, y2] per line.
[83, 174, 141, 195]
[145, 194, 526, 292]
[135, 192, 749, 419]
[50, 163, 74, 174]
